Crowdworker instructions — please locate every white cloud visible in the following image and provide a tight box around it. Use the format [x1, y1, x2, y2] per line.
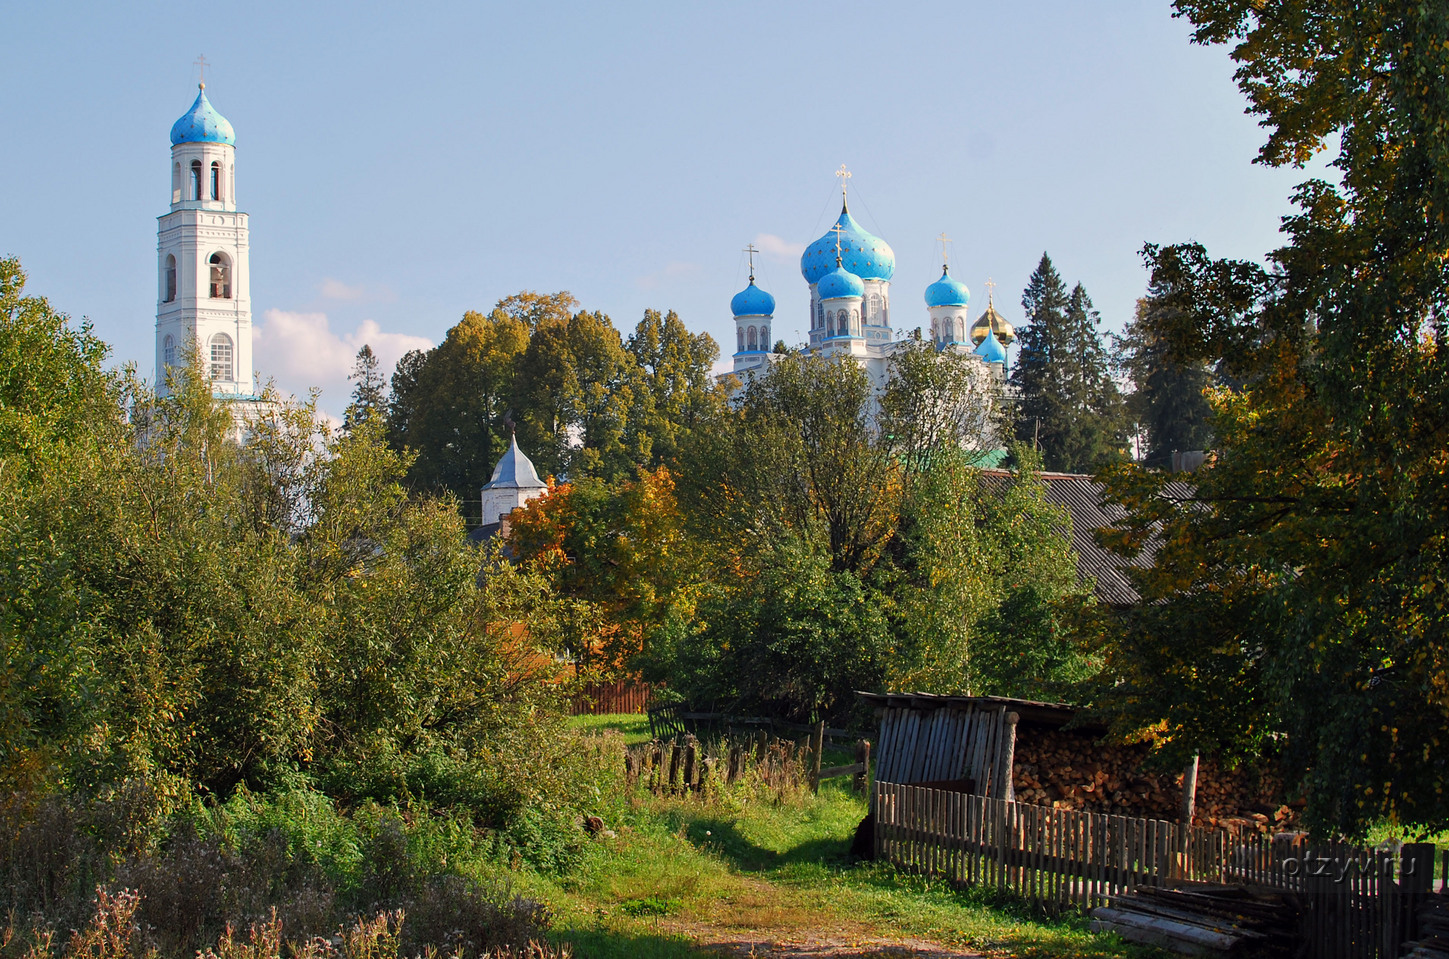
[754, 233, 805, 261]
[254, 309, 433, 415]
[319, 278, 366, 300]
[635, 261, 702, 290]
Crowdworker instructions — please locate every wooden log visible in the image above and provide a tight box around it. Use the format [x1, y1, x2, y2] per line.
[997, 711, 1018, 802]
[1182, 753, 1200, 827]
[1090, 905, 1246, 953]
[854, 740, 871, 795]
[810, 720, 825, 792]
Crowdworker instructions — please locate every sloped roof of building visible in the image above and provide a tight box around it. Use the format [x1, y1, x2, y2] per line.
[979, 469, 1195, 607]
[483, 434, 547, 491]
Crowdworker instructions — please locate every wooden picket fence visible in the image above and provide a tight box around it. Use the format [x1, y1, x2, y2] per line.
[569, 680, 651, 715]
[874, 781, 1442, 958]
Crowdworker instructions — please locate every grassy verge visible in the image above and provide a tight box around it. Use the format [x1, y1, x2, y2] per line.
[542, 717, 1158, 958]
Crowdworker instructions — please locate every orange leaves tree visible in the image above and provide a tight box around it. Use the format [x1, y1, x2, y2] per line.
[506, 467, 698, 678]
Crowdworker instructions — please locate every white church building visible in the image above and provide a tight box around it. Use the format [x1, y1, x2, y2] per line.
[729, 173, 1016, 389]
[155, 82, 259, 407]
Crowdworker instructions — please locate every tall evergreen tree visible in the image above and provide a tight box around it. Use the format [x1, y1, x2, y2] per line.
[1009, 253, 1126, 472]
[1118, 293, 1215, 469]
[342, 344, 386, 432]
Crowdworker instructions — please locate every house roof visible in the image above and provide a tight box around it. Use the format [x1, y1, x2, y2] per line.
[979, 469, 1195, 607]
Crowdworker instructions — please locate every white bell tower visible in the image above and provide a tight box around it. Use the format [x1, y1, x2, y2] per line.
[156, 70, 253, 399]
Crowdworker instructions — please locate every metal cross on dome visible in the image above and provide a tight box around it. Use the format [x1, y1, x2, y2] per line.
[194, 54, 209, 87]
[743, 242, 758, 280]
[835, 164, 851, 203]
[938, 232, 952, 269]
[830, 222, 847, 262]
[985, 276, 997, 303]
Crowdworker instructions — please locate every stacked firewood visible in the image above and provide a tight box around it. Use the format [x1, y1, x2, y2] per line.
[1403, 892, 1449, 958]
[1012, 728, 1299, 831]
[1091, 884, 1299, 957]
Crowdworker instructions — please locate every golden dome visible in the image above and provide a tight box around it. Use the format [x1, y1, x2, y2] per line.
[970, 297, 1015, 346]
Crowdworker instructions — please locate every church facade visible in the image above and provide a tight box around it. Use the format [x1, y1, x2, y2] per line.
[156, 83, 259, 406]
[729, 175, 1016, 390]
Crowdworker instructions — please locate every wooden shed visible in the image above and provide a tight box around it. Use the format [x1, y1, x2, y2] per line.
[858, 692, 1086, 801]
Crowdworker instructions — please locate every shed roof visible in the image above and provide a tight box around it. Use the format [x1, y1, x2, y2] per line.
[855, 691, 1091, 729]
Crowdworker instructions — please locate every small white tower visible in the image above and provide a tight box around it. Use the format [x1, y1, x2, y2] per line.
[815, 235, 867, 360]
[481, 434, 549, 527]
[156, 76, 253, 399]
[731, 243, 776, 377]
[924, 258, 971, 350]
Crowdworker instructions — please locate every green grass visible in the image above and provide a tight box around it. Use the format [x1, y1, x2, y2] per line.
[570, 712, 655, 745]
[550, 716, 1164, 958]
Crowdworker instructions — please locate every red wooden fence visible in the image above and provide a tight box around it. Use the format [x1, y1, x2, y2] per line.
[570, 680, 651, 715]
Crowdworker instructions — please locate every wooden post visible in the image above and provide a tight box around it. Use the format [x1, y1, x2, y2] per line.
[754, 727, 768, 765]
[1181, 752, 1200, 826]
[810, 720, 825, 792]
[683, 741, 696, 792]
[697, 757, 711, 795]
[727, 744, 742, 784]
[667, 742, 682, 793]
[995, 712, 1019, 801]
[854, 740, 871, 795]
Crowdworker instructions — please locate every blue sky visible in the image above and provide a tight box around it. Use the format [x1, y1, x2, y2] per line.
[1, 1, 1326, 418]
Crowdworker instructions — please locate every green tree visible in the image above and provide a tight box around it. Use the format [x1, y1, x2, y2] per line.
[624, 309, 723, 468]
[1093, 0, 1449, 836]
[1010, 255, 1127, 471]
[1118, 293, 1215, 469]
[342, 344, 386, 432]
[386, 306, 529, 511]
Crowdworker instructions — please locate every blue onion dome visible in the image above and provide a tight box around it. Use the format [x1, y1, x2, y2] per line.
[170, 86, 236, 146]
[974, 330, 1008, 364]
[801, 206, 896, 283]
[924, 266, 970, 308]
[731, 278, 776, 317]
[817, 263, 864, 300]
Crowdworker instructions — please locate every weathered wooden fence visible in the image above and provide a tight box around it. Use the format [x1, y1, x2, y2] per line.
[570, 680, 651, 715]
[874, 781, 1444, 958]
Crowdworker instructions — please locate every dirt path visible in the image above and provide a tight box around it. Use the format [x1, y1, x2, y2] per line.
[688, 935, 980, 957]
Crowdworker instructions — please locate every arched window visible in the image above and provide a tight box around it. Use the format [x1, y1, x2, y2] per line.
[868, 293, 881, 320]
[931, 319, 939, 342]
[851, 310, 860, 334]
[190, 160, 202, 200]
[172, 162, 181, 203]
[163, 254, 176, 303]
[747, 326, 757, 351]
[956, 317, 965, 341]
[826, 312, 835, 337]
[737, 328, 744, 352]
[816, 299, 824, 329]
[210, 161, 221, 201]
[208, 252, 231, 298]
[209, 333, 234, 381]
[761, 327, 769, 348]
[163, 334, 175, 367]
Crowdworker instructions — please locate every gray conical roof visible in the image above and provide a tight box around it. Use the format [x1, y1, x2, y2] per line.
[483, 434, 547, 490]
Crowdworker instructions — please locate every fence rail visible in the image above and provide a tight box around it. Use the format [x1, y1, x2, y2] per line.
[874, 781, 1441, 958]
[570, 680, 651, 715]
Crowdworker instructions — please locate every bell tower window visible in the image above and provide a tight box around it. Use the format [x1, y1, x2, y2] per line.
[163, 254, 176, 303]
[163, 334, 176, 367]
[209, 252, 232, 298]
[190, 160, 202, 200]
[209, 333, 234, 381]
[210, 161, 221, 201]
[172, 162, 181, 203]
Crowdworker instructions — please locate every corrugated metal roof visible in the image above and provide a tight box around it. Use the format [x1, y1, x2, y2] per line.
[980, 469, 1193, 607]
